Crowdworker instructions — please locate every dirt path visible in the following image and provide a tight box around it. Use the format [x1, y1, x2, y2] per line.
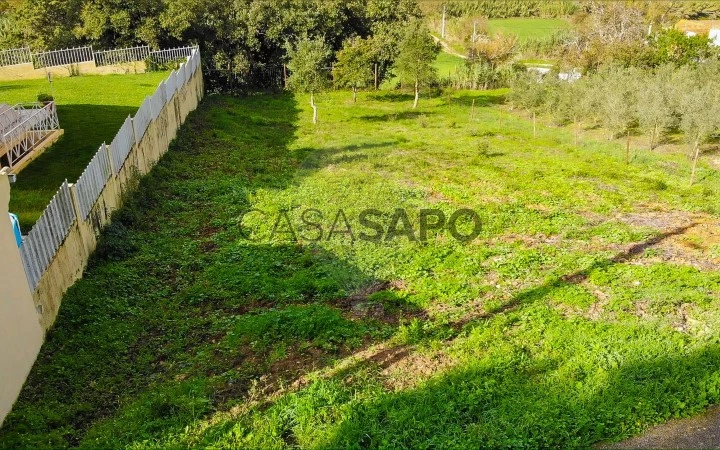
[431, 36, 467, 59]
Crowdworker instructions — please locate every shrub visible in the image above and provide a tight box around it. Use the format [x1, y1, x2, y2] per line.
[37, 93, 54, 102]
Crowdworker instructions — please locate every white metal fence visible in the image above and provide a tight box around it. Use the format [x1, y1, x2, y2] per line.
[0, 44, 197, 69]
[149, 46, 195, 64]
[19, 181, 75, 290]
[17, 49, 202, 291]
[75, 144, 112, 219]
[0, 47, 31, 66]
[94, 45, 150, 67]
[32, 46, 94, 69]
[110, 116, 135, 173]
[133, 97, 153, 140]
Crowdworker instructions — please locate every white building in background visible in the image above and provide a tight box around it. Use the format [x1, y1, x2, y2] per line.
[710, 29, 720, 46]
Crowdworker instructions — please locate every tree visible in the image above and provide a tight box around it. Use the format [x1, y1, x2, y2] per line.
[635, 65, 675, 150]
[393, 19, 440, 109]
[595, 67, 639, 163]
[677, 84, 720, 185]
[333, 36, 376, 102]
[470, 32, 517, 71]
[285, 37, 331, 124]
[648, 28, 712, 67]
[508, 72, 547, 138]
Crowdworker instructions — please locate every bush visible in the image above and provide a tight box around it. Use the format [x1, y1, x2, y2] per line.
[37, 93, 54, 102]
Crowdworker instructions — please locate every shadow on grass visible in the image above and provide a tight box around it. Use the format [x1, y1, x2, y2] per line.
[453, 92, 507, 107]
[316, 344, 720, 448]
[366, 91, 416, 103]
[9, 104, 137, 231]
[358, 111, 435, 122]
[0, 93, 422, 449]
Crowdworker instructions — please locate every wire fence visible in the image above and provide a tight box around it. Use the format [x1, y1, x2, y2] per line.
[17, 48, 203, 292]
[94, 45, 150, 67]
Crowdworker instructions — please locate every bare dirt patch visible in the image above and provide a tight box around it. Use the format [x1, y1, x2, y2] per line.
[616, 210, 719, 271]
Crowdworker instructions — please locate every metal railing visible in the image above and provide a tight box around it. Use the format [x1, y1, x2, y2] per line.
[94, 45, 150, 67]
[149, 46, 195, 64]
[32, 46, 94, 69]
[0, 47, 31, 67]
[0, 102, 60, 169]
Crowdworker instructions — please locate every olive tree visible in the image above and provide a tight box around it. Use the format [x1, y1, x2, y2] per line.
[678, 84, 720, 185]
[285, 37, 332, 124]
[333, 37, 376, 103]
[508, 72, 548, 138]
[635, 66, 675, 150]
[393, 20, 440, 109]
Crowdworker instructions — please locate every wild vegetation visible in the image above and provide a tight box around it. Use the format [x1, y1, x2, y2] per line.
[1, 82, 719, 447]
[2, 0, 720, 447]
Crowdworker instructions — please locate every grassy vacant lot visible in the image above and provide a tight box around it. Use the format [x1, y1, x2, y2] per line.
[487, 17, 570, 42]
[1, 88, 719, 448]
[1, 72, 169, 230]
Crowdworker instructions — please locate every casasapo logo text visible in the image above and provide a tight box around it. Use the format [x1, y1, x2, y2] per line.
[238, 208, 481, 243]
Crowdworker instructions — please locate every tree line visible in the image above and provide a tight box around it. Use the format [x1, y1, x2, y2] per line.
[286, 20, 440, 123]
[509, 61, 720, 184]
[0, 0, 423, 91]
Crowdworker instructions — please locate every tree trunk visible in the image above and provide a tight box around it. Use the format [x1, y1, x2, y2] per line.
[533, 111, 536, 138]
[353, 86, 357, 103]
[626, 129, 631, 164]
[413, 79, 419, 109]
[470, 98, 475, 120]
[310, 92, 318, 124]
[374, 63, 378, 90]
[574, 116, 578, 147]
[689, 139, 701, 185]
[650, 123, 658, 150]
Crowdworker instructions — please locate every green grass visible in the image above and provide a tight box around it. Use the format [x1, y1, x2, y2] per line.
[434, 51, 466, 78]
[1, 88, 719, 448]
[1, 72, 169, 230]
[488, 17, 571, 42]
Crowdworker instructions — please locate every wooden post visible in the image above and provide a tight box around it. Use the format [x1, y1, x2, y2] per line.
[470, 98, 475, 120]
[374, 63, 378, 90]
[441, 3, 446, 39]
[283, 64, 287, 88]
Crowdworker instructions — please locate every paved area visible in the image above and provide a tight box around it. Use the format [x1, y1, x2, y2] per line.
[606, 406, 720, 449]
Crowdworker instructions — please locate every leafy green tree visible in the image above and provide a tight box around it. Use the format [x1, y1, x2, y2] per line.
[285, 37, 331, 124]
[333, 36, 376, 102]
[75, 0, 164, 48]
[649, 29, 712, 67]
[1, 0, 83, 49]
[393, 19, 440, 109]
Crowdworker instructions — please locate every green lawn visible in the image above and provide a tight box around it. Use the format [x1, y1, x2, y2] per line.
[488, 17, 571, 42]
[1, 89, 719, 448]
[1, 71, 169, 230]
[434, 51, 465, 78]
